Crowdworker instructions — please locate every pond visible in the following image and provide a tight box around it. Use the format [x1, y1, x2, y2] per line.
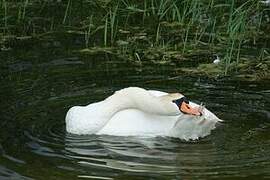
[0, 36, 270, 179]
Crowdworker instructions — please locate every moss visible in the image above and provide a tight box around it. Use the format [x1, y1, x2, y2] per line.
[180, 58, 270, 81]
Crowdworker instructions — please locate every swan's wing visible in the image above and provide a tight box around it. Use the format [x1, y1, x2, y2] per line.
[98, 108, 177, 136]
[148, 90, 168, 97]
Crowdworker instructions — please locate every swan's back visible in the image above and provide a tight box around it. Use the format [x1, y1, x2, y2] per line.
[65, 88, 221, 140]
[98, 109, 178, 136]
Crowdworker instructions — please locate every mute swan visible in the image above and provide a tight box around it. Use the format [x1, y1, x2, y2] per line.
[66, 87, 222, 140]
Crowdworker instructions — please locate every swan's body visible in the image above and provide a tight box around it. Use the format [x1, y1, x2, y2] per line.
[66, 87, 221, 140]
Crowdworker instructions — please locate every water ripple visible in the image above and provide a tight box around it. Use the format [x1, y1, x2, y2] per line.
[1, 55, 270, 179]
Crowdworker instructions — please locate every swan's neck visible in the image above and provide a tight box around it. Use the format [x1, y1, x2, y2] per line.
[98, 87, 181, 119]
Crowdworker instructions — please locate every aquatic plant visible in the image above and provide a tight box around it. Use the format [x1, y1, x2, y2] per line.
[109, 3, 119, 45]
[2, 0, 8, 34]
[85, 15, 92, 48]
[63, 0, 72, 24]
[0, 0, 269, 76]
[104, 14, 108, 46]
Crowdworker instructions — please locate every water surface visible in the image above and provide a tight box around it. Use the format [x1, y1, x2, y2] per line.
[0, 37, 270, 179]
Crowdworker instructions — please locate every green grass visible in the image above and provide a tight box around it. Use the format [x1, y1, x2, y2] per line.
[0, 0, 269, 76]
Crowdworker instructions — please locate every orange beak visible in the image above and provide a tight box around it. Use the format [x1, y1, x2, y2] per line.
[180, 101, 202, 116]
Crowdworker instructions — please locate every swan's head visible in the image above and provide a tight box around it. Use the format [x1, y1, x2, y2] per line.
[172, 96, 202, 116]
[169, 101, 222, 140]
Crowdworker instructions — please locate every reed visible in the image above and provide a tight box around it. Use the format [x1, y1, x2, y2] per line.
[22, 0, 29, 20]
[109, 4, 118, 45]
[227, 0, 235, 33]
[225, 40, 235, 75]
[104, 14, 108, 47]
[208, 17, 216, 44]
[190, 0, 201, 24]
[223, 0, 254, 74]
[182, 22, 191, 53]
[151, 0, 156, 16]
[143, 1, 147, 24]
[236, 40, 242, 65]
[17, 3, 22, 22]
[3, 0, 8, 33]
[171, 1, 180, 22]
[194, 23, 207, 46]
[85, 15, 93, 48]
[155, 23, 161, 45]
[156, 0, 171, 21]
[63, 0, 72, 24]
[0, 0, 268, 76]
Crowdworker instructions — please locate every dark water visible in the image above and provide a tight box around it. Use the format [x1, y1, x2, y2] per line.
[0, 37, 270, 179]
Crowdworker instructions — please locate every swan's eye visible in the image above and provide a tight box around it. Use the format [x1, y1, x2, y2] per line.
[172, 97, 189, 108]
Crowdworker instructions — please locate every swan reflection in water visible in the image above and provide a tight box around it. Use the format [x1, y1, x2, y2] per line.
[64, 133, 221, 179]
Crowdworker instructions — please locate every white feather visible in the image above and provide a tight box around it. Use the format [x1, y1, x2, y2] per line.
[213, 55, 221, 64]
[66, 87, 221, 140]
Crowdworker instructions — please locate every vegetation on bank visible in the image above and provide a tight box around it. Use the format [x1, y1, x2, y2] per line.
[0, 0, 269, 80]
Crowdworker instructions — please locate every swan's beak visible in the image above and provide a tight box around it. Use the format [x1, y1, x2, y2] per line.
[180, 102, 202, 116]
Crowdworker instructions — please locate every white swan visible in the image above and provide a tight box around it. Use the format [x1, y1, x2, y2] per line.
[66, 87, 222, 140]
